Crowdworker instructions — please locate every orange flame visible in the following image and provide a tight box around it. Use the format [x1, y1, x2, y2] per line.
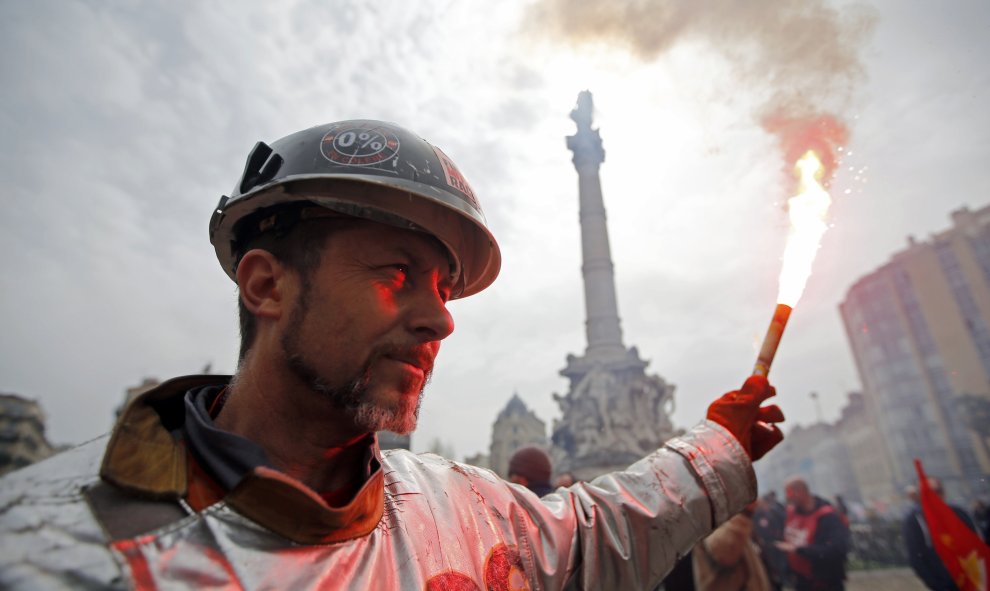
[777, 150, 831, 307]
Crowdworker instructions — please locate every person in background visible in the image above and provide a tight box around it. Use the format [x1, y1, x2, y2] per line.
[972, 499, 990, 543]
[692, 503, 770, 591]
[834, 495, 850, 527]
[753, 491, 788, 591]
[776, 477, 849, 591]
[554, 472, 576, 488]
[661, 553, 696, 591]
[903, 478, 978, 590]
[507, 445, 554, 497]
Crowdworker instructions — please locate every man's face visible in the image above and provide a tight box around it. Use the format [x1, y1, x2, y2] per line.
[279, 220, 455, 434]
[785, 482, 810, 509]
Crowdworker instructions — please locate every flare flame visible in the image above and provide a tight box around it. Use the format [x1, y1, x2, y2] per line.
[777, 151, 831, 307]
[751, 149, 835, 377]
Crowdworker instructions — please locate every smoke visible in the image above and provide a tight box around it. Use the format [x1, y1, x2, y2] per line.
[526, 0, 877, 183]
[762, 114, 849, 184]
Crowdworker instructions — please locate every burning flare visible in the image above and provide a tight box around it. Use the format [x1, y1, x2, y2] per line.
[777, 150, 831, 307]
[753, 149, 833, 377]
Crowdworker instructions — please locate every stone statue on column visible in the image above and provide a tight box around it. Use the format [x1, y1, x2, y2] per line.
[551, 91, 678, 480]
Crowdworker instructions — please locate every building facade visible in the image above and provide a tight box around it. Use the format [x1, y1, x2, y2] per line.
[756, 413, 860, 502]
[755, 391, 907, 515]
[840, 205, 990, 501]
[835, 392, 899, 507]
[489, 393, 547, 478]
[0, 394, 55, 476]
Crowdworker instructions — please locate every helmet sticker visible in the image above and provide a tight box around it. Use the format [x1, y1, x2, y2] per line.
[432, 145, 479, 208]
[321, 123, 400, 167]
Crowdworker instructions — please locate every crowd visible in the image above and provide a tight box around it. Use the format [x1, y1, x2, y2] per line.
[516, 442, 989, 591]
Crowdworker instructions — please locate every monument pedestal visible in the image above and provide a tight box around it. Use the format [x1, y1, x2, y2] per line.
[551, 347, 677, 480]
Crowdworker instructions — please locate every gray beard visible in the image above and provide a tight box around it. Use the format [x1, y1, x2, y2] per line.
[285, 349, 426, 435]
[280, 280, 427, 435]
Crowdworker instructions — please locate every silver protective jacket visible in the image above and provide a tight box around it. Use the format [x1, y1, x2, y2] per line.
[0, 375, 756, 590]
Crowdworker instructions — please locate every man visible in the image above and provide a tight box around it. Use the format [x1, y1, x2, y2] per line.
[903, 479, 978, 590]
[507, 446, 554, 497]
[0, 120, 785, 590]
[776, 477, 849, 591]
[753, 491, 788, 591]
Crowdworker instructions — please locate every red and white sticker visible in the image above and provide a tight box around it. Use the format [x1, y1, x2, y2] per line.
[432, 145, 479, 208]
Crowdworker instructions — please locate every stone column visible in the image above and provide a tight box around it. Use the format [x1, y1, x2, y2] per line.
[565, 91, 625, 362]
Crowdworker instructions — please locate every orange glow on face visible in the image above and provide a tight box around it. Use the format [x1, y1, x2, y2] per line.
[777, 150, 831, 307]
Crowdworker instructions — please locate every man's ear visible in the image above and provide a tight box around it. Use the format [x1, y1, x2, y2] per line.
[237, 249, 288, 321]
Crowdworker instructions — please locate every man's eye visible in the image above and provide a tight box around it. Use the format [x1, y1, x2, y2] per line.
[387, 264, 410, 281]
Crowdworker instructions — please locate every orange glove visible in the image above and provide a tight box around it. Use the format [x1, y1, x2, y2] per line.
[706, 376, 785, 460]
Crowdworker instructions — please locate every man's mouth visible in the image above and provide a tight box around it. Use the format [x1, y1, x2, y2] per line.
[382, 348, 434, 376]
[387, 357, 423, 374]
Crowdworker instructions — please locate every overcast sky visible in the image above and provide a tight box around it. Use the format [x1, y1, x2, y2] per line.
[2, 0, 988, 461]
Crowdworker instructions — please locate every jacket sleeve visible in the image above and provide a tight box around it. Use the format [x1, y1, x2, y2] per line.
[506, 420, 756, 590]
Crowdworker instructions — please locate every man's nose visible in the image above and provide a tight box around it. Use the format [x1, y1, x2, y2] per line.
[408, 284, 454, 341]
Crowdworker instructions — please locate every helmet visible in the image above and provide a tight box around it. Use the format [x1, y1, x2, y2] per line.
[209, 120, 501, 298]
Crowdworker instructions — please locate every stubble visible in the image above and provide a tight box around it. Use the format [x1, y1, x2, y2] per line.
[280, 276, 429, 435]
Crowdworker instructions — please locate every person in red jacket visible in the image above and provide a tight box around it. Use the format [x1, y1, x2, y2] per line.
[776, 477, 849, 591]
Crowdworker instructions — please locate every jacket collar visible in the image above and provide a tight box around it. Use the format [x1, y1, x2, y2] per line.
[100, 374, 385, 545]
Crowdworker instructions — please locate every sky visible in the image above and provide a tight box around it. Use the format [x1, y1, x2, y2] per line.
[1, 0, 988, 460]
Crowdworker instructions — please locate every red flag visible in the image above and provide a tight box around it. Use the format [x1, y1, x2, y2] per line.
[914, 459, 990, 591]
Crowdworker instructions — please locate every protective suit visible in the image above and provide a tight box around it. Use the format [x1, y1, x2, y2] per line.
[0, 375, 755, 590]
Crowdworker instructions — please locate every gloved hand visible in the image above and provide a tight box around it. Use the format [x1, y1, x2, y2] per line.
[706, 376, 785, 460]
